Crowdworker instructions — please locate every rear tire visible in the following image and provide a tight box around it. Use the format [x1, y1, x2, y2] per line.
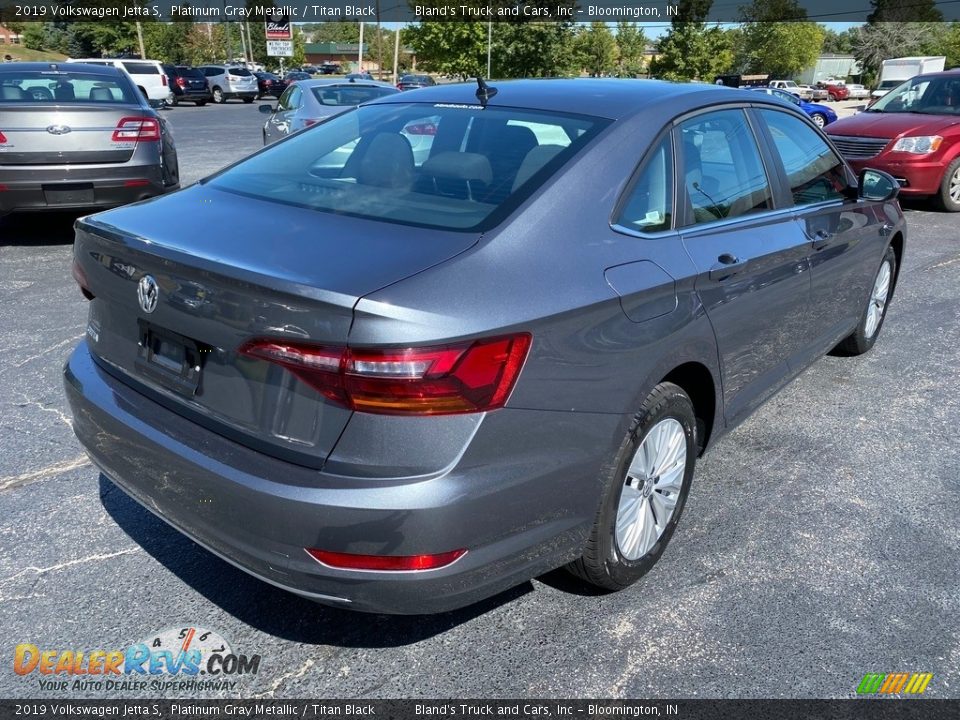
[212, 87, 224, 103]
[168, 94, 179, 107]
[811, 113, 826, 128]
[934, 157, 960, 212]
[835, 245, 896, 356]
[567, 382, 697, 591]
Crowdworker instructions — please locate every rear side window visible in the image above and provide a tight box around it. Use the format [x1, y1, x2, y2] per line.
[616, 134, 673, 232]
[678, 109, 772, 225]
[122, 62, 159, 75]
[178, 67, 204, 79]
[759, 110, 847, 205]
[209, 103, 609, 231]
[228, 68, 252, 77]
[0, 70, 138, 104]
[310, 85, 396, 106]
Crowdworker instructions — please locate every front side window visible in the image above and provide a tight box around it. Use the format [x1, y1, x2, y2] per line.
[278, 85, 301, 110]
[678, 109, 773, 225]
[616, 134, 673, 233]
[209, 103, 608, 231]
[759, 109, 847, 205]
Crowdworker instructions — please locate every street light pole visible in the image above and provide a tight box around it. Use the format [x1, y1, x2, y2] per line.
[393, 25, 400, 84]
[358, 22, 364, 71]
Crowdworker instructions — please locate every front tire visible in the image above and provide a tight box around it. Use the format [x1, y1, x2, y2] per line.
[835, 245, 896, 356]
[567, 382, 697, 591]
[935, 157, 960, 212]
[811, 113, 826, 128]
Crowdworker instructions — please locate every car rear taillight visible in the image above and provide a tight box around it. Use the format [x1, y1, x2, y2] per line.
[305, 548, 466, 571]
[112, 117, 161, 142]
[176, 77, 187, 87]
[405, 122, 437, 135]
[0, 130, 7, 143]
[71, 258, 94, 300]
[238, 333, 531, 416]
[161, 74, 168, 87]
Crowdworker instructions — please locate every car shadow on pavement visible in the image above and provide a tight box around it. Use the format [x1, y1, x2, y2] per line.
[0, 212, 79, 247]
[98, 474, 532, 646]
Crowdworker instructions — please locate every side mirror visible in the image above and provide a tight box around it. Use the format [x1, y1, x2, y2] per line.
[859, 168, 900, 202]
[258, 103, 275, 115]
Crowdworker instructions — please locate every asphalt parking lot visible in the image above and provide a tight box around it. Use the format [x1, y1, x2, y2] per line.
[1, 99, 958, 700]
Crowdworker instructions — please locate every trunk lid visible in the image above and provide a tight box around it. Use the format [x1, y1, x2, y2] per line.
[0, 105, 139, 165]
[74, 183, 480, 466]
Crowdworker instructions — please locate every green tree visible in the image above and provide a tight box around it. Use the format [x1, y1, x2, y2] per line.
[821, 27, 857, 55]
[615, 22, 647, 77]
[738, 0, 825, 77]
[650, 0, 733, 81]
[21, 22, 47, 50]
[575, 22, 617, 77]
[492, 22, 578, 78]
[867, 0, 942, 23]
[406, 21, 487, 79]
[944, 22, 960, 69]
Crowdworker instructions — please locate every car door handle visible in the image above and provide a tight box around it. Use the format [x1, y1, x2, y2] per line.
[812, 229, 833, 250]
[708, 253, 746, 281]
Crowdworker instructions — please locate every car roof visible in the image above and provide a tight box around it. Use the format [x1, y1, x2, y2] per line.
[366, 78, 788, 120]
[298, 78, 397, 89]
[1, 61, 125, 77]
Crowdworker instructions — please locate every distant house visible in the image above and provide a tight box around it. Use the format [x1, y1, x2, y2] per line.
[304, 42, 417, 73]
[797, 54, 862, 85]
[0, 24, 23, 47]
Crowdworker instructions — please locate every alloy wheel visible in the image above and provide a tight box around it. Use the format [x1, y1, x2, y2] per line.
[864, 259, 892, 339]
[616, 418, 687, 561]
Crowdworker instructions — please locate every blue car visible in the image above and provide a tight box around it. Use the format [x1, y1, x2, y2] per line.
[751, 87, 838, 127]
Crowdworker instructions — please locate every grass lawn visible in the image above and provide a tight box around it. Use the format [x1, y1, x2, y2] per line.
[2, 47, 68, 62]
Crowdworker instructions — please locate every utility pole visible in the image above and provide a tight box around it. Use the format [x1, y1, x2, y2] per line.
[375, 0, 383, 79]
[135, 21, 146, 59]
[487, 21, 492, 78]
[357, 22, 364, 71]
[393, 25, 400, 84]
[239, 22, 248, 63]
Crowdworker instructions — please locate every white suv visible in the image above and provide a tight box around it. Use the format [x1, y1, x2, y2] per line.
[69, 58, 172, 105]
[197, 65, 258, 104]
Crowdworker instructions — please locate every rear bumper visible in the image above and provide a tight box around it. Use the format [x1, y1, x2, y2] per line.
[0, 163, 168, 215]
[64, 342, 616, 614]
[847, 156, 946, 195]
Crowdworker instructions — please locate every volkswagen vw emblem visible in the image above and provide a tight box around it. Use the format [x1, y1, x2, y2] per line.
[46, 124, 71, 135]
[137, 275, 159, 314]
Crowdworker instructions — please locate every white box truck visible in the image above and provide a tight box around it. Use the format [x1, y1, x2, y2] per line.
[872, 56, 946, 100]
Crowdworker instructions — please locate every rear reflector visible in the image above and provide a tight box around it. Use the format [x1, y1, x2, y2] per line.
[238, 333, 531, 416]
[71, 258, 94, 300]
[0, 131, 6, 143]
[123, 179, 151, 187]
[112, 117, 161, 142]
[305, 548, 466, 571]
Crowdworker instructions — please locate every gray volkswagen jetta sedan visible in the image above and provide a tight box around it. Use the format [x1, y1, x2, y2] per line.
[0, 62, 179, 216]
[64, 79, 905, 614]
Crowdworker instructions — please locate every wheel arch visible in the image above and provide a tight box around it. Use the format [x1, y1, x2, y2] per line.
[888, 230, 905, 293]
[660, 362, 718, 456]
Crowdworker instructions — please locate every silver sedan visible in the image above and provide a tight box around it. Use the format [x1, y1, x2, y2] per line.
[260, 78, 398, 144]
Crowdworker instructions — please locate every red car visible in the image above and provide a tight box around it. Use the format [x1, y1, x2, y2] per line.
[827, 70, 960, 211]
[819, 82, 850, 101]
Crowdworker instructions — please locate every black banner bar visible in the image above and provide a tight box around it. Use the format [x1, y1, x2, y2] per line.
[1, 0, 959, 23]
[1, 700, 959, 720]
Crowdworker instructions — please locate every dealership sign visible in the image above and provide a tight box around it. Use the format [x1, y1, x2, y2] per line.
[264, 14, 291, 40]
[266, 41, 293, 57]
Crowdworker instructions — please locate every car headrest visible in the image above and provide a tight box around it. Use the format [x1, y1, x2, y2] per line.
[357, 133, 415, 190]
[512, 145, 565, 191]
[421, 152, 493, 185]
[0, 85, 28, 101]
[89, 87, 114, 102]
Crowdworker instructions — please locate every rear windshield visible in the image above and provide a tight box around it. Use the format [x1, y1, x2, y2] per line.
[0, 70, 138, 104]
[310, 85, 397, 106]
[208, 103, 609, 231]
[177, 67, 204, 78]
[122, 62, 159, 75]
[228, 68, 252, 77]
